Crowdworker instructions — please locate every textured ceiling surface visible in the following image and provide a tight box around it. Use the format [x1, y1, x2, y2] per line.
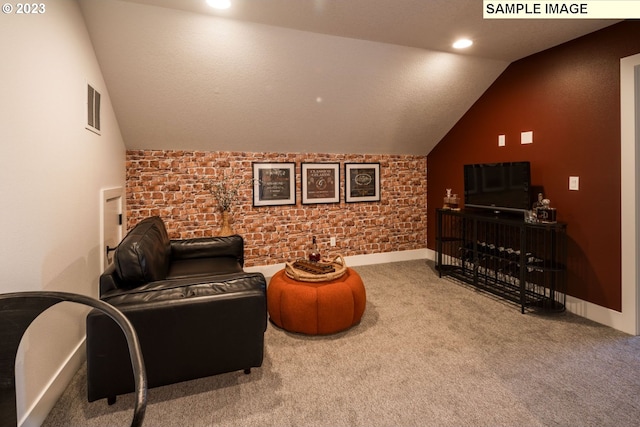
[79, 0, 618, 155]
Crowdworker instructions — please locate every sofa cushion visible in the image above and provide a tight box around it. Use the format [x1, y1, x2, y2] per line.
[114, 216, 171, 288]
[167, 257, 243, 280]
[170, 235, 244, 265]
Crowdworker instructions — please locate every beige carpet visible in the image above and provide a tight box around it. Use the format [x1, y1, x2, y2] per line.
[43, 260, 640, 426]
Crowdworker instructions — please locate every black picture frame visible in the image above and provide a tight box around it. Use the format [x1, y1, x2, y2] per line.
[345, 163, 381, 202]
[301, 163, 340, 204]
[252, 162, 296, 206]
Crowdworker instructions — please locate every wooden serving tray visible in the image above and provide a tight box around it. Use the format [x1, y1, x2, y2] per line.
[285, 254, 347, 282]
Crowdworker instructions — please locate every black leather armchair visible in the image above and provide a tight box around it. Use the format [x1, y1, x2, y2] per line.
[86, 216, 267, 404]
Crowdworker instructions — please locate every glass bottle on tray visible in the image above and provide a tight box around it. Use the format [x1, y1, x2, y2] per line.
[308, 236, 321, 262]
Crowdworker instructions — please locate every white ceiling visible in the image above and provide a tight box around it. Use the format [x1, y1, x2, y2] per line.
[79, 0, 619, 155]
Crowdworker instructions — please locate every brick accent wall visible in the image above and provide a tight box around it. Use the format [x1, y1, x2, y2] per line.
[126, 150, 427, 267]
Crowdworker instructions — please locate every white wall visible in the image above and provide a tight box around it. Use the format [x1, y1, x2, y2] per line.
[0, 1, 126, 425]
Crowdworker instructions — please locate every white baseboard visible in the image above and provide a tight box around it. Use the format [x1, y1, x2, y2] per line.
[20, 340, 86, 427]
[565, 296, 636, 335]
[345, 248, 434, 266]
[245, 248, 433, 280]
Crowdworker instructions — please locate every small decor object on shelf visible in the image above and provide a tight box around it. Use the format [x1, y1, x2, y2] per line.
[532, 192, 557, 223]
[450, 194, 460, 210]
[308, 236, 321, 262]
[443, 188, 452, 209]
[443, 188, 460, 210]
[524, 210, 537, 223]
[532, 193, 544, 212]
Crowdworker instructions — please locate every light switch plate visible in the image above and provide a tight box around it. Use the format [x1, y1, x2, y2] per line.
[569, 176, 580, 191]
[521, 131, 533, 144]
[498, 135, 506, 147]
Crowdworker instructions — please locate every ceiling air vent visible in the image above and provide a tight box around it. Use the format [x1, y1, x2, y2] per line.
[86, 83, 101, 135]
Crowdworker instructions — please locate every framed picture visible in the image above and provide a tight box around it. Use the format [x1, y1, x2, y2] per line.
[252, 162, 296, 206]
[345, 163, 381, 203]
[301, 163, 340, 204]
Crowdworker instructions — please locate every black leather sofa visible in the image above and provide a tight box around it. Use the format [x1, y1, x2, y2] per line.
[86, 216, 267, 403]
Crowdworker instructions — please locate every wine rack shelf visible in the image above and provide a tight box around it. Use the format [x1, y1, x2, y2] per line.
[436, 209, 567, 313]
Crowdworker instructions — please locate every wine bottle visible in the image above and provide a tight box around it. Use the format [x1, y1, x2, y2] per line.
[308, 236, 321, 262]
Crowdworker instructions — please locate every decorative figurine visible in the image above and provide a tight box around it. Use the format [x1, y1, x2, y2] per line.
[532, 193, 544, 212]
[443, 189, 460, 210]
[532, 193, 557, 223]
[443, 188, 452, 209]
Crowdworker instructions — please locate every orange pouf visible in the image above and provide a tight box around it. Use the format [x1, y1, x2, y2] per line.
[267, 267, 366, 335]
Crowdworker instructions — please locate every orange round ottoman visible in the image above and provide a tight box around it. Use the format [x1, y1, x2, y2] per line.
[267, 267, 366, 335]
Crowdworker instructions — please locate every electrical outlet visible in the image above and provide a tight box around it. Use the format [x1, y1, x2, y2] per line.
[330, 237, 336, 247]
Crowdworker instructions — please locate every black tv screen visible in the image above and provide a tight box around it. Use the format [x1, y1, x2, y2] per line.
[463, 162, 531, 213]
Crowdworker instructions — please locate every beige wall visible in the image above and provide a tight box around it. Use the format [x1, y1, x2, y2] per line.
[80, 0, 509, 156]
[0, 1, 126, 425]
[126, 150, 427, 266]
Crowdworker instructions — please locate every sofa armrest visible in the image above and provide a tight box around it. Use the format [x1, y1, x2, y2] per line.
[86, 278, 267, 402]
[100, 263, 121, 296]
[170, 235, 244, 266]
[100, 272, 267, 307]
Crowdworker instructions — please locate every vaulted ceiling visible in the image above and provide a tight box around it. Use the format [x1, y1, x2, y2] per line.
[79, 0, 618, 155]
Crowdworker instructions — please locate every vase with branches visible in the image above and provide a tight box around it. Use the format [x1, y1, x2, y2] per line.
[206, 178, 245, 236]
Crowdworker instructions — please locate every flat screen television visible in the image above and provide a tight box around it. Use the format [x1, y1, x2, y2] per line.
[463, 161, 531, 213]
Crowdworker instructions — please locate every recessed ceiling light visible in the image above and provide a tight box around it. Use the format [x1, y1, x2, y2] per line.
[207, 0, 231, 10]
[453, 39, 473, 49]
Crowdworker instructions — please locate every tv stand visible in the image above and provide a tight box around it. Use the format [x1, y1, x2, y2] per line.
[435, 209, 567, 313]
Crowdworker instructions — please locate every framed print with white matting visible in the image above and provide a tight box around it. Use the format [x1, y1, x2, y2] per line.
[301, 163, 340, 204]
[345, 163, 380, 203]
[252, 162, 296, 206]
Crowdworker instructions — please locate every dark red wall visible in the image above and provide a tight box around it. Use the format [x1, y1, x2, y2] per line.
[427, 21, 640, 311]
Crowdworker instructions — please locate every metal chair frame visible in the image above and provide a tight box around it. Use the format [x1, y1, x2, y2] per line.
[0, 291, 147, 427]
